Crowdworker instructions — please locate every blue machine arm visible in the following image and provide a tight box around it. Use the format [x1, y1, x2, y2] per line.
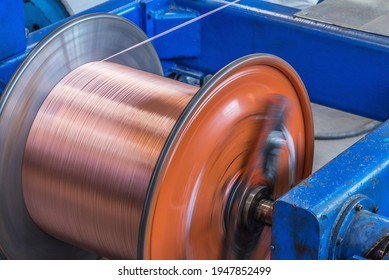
[272, 120, 389, 259]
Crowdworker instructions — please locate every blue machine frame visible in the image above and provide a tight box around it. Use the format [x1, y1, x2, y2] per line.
[273, 121, 389, 259]
[0, 0, 388, 259]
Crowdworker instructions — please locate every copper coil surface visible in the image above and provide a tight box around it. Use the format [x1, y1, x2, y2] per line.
[22, 62, 196, 259]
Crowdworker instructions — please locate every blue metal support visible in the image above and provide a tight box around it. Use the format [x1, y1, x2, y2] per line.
[173, 0, 389, 121]
[151, 6, 200, 59]
[272, 120, 389, 259]
[140, 0, 200, 60]
[1, 0, 389, 120]
[0, 1, 26, 92]
[0, 1, 26, 61]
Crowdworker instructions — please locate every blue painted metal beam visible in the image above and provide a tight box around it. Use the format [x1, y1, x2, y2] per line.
[0, 1, 26, 91]
[0, 1, 26, 61]
[2, 0, 389, 120]
[272, 120, 389, 259]
[173, 0, 389, 121]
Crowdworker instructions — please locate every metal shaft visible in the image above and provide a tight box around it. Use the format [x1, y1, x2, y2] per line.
[255, 199, 274, 226]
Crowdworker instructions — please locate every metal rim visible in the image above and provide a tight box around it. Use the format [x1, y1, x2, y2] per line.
[140, 54, 314, 259]
[0, 13, 162, 259]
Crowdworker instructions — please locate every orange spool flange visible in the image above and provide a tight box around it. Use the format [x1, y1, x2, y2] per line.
[141, 54, 314, 259]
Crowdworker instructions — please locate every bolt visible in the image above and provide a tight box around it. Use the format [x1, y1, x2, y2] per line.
[372, 206, 379, 213]
[355, 204, 363, 211]
[336, 238, 344, 246]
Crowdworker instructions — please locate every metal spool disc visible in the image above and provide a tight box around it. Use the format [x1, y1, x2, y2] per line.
[0, 13, 162, 259]
[141, 54, 314, 259]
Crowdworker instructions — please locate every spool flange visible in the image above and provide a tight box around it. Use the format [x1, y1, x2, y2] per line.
[141, 54, 314, 259]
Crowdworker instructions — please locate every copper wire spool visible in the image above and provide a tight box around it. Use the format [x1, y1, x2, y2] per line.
[22, 55, 313, 259]
[0, 14, 314, 259]
[22, 62, 196, 259]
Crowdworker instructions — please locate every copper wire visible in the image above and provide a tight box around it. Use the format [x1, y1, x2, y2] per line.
[22, 62, 196, 259]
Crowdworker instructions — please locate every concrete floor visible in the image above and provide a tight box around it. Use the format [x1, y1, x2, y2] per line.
[311, 103, 380, 172]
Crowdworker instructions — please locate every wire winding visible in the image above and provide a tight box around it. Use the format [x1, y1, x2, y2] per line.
[22, 61, 196, 259]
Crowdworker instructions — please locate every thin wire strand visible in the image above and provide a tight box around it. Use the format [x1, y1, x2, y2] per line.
[102, 0, 240, 62]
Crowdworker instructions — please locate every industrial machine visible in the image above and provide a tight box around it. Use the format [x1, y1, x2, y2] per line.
[0, 0, 388, 260]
